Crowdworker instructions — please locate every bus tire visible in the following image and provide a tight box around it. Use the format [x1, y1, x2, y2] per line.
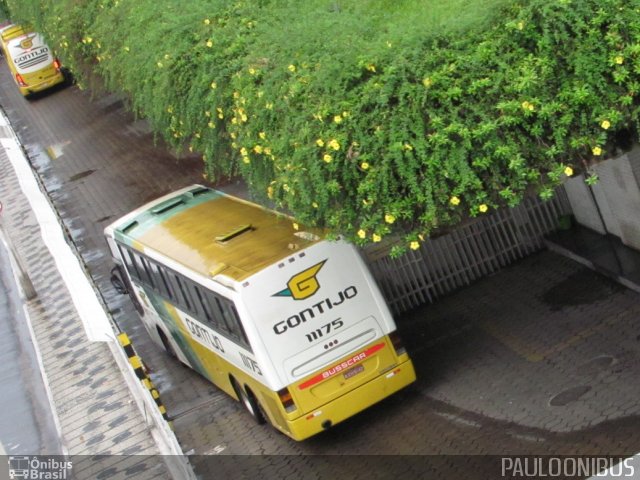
[157, 328, 177, 359]
[231, 378, 265, 425]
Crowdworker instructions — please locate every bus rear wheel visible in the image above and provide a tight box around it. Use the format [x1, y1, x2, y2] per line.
[231, 378, 265, 425]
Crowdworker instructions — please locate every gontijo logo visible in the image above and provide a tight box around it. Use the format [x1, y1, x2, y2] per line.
[19, 34, 36, 50]
[272, 260, 326, 300]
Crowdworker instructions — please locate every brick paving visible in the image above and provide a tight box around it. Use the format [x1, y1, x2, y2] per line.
[1, 66, 640, 479]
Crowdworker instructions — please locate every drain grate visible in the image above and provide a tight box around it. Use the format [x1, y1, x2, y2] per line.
[549, 385, 592, 406]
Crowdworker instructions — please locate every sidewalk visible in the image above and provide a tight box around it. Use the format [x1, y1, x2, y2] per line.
[0, 112, 185, 479]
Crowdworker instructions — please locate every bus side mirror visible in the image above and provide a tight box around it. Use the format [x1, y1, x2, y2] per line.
[110, 266, 129, 295]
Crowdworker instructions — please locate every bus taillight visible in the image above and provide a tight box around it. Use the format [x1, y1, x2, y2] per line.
[15, 73, 27, 87]
[389, 330, 407, 356]
[53, 58, 61, 71]
[277, 387, 297, 413]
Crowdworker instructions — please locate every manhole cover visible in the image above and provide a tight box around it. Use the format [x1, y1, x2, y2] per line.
[577, 355, 616, 376]
[549, 385, 592, 407]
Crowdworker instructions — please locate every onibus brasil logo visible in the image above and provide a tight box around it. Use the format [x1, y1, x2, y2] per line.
[8, 456, 72, 479]
[272, 260, 326, 300]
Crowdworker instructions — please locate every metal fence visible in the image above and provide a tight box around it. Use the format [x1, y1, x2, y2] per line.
[364, 189, 572, 315]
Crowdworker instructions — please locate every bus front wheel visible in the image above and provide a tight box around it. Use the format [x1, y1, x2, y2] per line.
[231, 378, 265, 425]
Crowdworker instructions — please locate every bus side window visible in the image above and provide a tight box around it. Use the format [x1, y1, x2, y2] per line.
[132, 251, 154, 287]
[194, 286, 214, 324]
[216, 296, 249, 347]
[170, 273, 193, 313]
[148, 260, 172, 299]
[118, 245, 139, 281]
[205, 291, 231, 336]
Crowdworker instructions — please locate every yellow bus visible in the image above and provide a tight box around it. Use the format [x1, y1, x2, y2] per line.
[104, 185, 416, 440]
[2, 26, 65, 98]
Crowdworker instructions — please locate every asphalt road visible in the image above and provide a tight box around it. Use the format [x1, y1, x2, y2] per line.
[1, 63, 640, 479]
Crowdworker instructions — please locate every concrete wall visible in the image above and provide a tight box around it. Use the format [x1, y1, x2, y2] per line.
[564, 146, 640, 250]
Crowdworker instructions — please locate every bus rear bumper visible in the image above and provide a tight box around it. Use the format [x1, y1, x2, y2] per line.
[285, 359, 416, 441]
[19, 72, 65, 97]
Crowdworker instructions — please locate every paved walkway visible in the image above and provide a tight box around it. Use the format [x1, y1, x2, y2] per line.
[0, 113, 173, 479]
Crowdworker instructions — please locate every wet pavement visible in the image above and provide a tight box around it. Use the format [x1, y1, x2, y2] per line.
[0, 60, 639, 479]
[547, 224, 640, 293]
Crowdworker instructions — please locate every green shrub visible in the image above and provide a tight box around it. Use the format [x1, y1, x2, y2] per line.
[6, 0, 640, 254]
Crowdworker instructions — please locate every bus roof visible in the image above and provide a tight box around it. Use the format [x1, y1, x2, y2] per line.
[108, 185, 325, 283]
[1, 25, 28, 43]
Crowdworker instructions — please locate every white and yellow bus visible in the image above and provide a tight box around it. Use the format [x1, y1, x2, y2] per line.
[104, 185, 415, 440]
[2, 26, 65, 98]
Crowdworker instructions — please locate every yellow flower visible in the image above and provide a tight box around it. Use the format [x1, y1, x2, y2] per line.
[248, 68, 256, 75]
[312, 202, 319, 208]
[207, 121, 215, 129]
[328, 139, 340, 151]
[164, 53, 170, 60]
[385, 213, 396, 224]
[564, 166, 574, 177]
[167, 106, 173, 113]
[283, 184, 290, 192]
[292, 223, 299, 231]
[157, 61, 163, 68]
[366, 64, 376, 72]
[521, 101, 534, 111]
[410, 241, 420, 250]
[450, 196, 461, 206]
[242, 157, 250, 164]
[422, 77, 432, 87]
[592, 146, 602, 156]
[323, 154, 332, 163]
[264, 147, 272, 155]
[240, 113, 248, 123]
[230, 132, 236, 139]
[265, 102, 274, 110]
[316, 138, 325, 147]
[333, 115, 343, 124]
[372, 233, 382, 242]
[123, 46, 129, 52]
[204, 18, 211, 25]
[517, 21, 525, 30]
[206, 39, 213, 48]
[601, 120, 611, 130]
[479, 204, 489, 213]
[233, 91, 240, 99]
[240, 147, 248, 157]
[403, 143, 413, 151]
[357, 229, 366, 239]
[253, 145, 263, 154]
[259, 131, 266, 140]
[615, 55, 624, 65]
[267, 186, 274, 199]
[210, 81, 217, 89]
[360, 162, 370, 170]
[288, 64, 296, 72]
